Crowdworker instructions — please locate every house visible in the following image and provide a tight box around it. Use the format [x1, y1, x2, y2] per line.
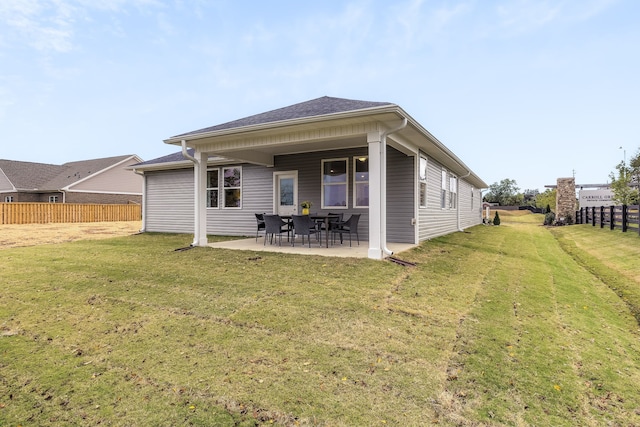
[132, 96, 488, 260]
[0, 155, 143, 204]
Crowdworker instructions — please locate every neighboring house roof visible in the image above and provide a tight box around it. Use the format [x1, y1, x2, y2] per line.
[0, 155, 141, 192]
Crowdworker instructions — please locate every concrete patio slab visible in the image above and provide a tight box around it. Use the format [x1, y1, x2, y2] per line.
[208, 237, 416, 258]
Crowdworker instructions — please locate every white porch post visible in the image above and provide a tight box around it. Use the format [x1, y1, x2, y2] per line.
[192, 149, 208, 246]
[368, 131, 384, 260]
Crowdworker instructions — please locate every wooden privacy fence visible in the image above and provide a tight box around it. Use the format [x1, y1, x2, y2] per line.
[0, 203, 141, 225]
[576, 205, 640, 235]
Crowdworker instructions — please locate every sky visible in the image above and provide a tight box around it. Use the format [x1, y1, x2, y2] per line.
[1, 0, 639, 192]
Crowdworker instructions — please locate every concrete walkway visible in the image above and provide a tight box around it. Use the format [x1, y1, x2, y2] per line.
[208, 237, 416, 258]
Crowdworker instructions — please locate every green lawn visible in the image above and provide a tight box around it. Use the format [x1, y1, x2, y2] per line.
[1, 215, 639, 426]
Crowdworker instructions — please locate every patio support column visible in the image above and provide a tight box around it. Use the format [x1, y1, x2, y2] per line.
[367, 131, 384, 260]
[192, 149, 208, 247]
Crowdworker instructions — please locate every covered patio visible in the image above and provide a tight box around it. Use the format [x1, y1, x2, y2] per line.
[209, 238, 416, 258]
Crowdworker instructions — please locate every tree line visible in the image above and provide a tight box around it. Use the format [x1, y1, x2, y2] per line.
[484, 148, 640, 211]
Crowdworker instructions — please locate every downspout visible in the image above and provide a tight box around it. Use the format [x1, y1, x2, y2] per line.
[133, 168, 146, 232]
[457, 170, 471, 232]
[381, 117, 408, 256]
[181, 140, 200, 246]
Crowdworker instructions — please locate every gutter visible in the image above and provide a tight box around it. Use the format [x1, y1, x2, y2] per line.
[380, 117, 408, 256]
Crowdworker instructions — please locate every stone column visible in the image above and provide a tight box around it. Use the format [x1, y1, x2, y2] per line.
[555, 177, 576, 223]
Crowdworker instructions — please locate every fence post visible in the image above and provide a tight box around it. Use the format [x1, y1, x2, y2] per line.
[600, 206, 605, 228]
[610, 205, 615, 230]
[591, 207, 596, 226]
[622, 205, 628, 232]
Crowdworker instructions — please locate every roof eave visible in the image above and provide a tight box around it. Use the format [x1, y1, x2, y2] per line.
[163, 104, 402, 145]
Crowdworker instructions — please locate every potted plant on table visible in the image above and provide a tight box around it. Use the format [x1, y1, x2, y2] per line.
[300, 201, 312, 215]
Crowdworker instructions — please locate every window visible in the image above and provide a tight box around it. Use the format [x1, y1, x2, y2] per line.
[207, 168, 219, 208]
[49, 195, 58, 203]
[353, 157, 368, 208]
[322, 158, 348, 208]
[4, 196, 13, 202]
[223, 166, 242, 208]
[419, 155, 427, 208]
[441, 169, 447, 209]
[449, 175, 458, 209]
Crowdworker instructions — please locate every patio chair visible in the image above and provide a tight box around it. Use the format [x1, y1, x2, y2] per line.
[291, 214, 321, 247]
[255, 213, 266, 242]
[263, 214, 289, 246]
[332, 213, 360, 246]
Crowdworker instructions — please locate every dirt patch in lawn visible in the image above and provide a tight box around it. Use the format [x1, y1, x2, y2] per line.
[0, 221, 143, 249]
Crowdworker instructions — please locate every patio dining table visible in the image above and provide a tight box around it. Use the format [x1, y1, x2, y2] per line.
[282, 214, 340, 248]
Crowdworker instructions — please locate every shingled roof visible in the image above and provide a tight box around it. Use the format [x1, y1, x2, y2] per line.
[174, 96, 393, 138]
[0, 155, 136, 191]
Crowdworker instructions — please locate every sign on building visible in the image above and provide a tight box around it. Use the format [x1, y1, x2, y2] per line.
[579, 189, 614, 209]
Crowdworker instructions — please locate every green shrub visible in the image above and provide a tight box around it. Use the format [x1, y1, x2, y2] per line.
[493, 211, 501, 225]
[544, 211, 555, 225]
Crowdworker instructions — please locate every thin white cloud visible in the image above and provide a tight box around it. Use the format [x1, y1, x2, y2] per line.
[495, 0, 620, 35]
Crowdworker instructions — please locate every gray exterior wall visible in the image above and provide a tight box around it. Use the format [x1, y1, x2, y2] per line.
[145, 169, 194, 233]
[386, 147, 415, 243]
[143, 146, 416, 242]
[143, 146, 481, 242]
[418, 158, 458, 241]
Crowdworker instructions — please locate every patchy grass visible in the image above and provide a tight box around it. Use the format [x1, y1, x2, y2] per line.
[1, 216, 640, 426]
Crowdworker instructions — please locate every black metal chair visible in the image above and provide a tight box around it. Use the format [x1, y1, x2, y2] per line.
[292, 214, 321, 247]
[332, 213, 361, 246]
[316, 212, 343, 235]
[263, 214, 289, 246]
[255, 213, 265, 242]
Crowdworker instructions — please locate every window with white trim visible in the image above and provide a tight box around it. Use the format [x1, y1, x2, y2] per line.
[49, 195, 58, 203]
[353, 156, 369, 208]
[322, 158, 348, 208]
[223, 166, 242, 208]
[441, 169, 447, 209]
[4, 196, 14, 202]
[419, 155, 427, 208]
[449, 175, 458, 209]
[207, 168, 219, 208]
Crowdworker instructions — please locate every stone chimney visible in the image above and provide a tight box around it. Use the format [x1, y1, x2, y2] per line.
[555, 177, 576, 223]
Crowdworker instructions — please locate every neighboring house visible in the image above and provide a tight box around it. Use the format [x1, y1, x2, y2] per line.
[0, 155, 143, 204]
[132, 96, 488, 260]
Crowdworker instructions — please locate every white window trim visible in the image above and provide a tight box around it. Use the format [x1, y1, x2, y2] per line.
[419, 155, 428, 208]
[449, 175, 458, 210]
[322, 158, 349, 210]
[441, 169, 448, 209]
[4, 196, 14, 203]
[206, 168, 220, 209]
[222, 166, 242, 209]
[49, 195, 58, 203]
[353, 156, 369, 208]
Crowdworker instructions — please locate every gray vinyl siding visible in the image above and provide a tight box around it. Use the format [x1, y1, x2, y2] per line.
[206, 164, 273, 236]
[418, 158, 458, 240]
[145, 169, 193, 233]
[144, 146, 475, 244]
[458, 180, 483, 229]
[386, 147, 415, 243]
